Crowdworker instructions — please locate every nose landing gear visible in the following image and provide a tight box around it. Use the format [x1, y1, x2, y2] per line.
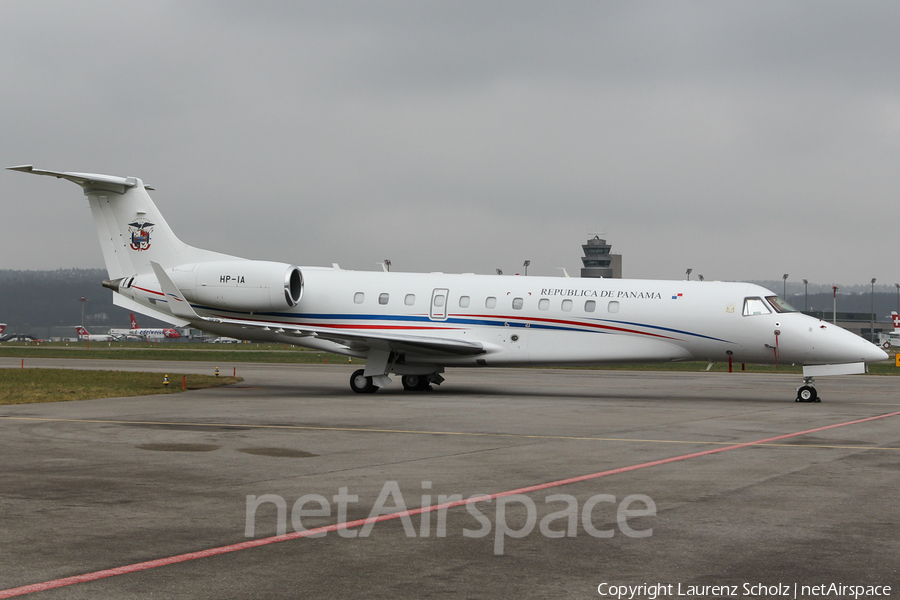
[796, 377, 820, 403]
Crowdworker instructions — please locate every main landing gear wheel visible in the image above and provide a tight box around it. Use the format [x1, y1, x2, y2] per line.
[401, 374, 432, 392]
[350, 369, 378, 394]
[796, 385, 819, 403]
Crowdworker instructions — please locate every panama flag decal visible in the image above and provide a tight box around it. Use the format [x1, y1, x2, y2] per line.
[672, 293, 683, 300]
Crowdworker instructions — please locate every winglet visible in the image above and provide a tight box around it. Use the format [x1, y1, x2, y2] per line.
[151, 261, 202, 321]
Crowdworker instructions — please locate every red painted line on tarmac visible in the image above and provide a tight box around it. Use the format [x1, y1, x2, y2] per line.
[2, 410, 898, 598]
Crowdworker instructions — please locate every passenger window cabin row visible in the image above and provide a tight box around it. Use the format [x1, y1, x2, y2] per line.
[355, 292, 797, 318]
[352, 292, 620, 314]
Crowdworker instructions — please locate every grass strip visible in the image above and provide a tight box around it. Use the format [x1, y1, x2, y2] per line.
[0, 369, 242, 405]
[0, 345, 353, 364]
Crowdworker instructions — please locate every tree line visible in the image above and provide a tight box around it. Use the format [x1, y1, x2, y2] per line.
[0, 269, 166, 336]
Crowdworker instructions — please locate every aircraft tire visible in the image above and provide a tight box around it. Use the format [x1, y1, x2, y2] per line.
[796, 385, 818, 403]
[350, 369, 377, 393]
[401, 374, 431, 391]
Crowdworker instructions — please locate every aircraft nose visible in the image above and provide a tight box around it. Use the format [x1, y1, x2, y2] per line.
[847, 332, 889, 364]
[825, 323, 890, 364]
[865, 343, 890, 364]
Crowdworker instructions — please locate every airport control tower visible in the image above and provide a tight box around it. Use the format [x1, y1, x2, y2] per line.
[580, 235, 622, 278]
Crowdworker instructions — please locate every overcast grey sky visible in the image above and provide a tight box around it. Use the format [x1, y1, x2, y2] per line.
[2, 1, 899, 286]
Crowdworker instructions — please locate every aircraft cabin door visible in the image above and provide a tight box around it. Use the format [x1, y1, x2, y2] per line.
[430, 288, 449, 321]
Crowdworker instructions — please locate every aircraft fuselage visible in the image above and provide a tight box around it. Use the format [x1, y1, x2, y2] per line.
[116, 268, 882, 369]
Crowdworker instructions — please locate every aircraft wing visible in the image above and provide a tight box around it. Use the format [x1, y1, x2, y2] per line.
[208, 315, 486, 357]
[113, 294, 191, 328]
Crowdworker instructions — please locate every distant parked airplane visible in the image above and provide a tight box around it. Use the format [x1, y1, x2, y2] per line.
[886, 312, 900, 348]
[10, 165, 888, 401]
[75, 326, 120, 342]
[109, 313, 180, 340]
[0, 325, 38, 343]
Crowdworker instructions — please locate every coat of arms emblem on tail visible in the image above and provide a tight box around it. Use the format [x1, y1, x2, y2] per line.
[128, 217, 154, 251]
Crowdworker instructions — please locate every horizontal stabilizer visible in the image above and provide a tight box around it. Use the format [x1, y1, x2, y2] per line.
[7, 165, 151, 191]
[113, 294, 189, 328]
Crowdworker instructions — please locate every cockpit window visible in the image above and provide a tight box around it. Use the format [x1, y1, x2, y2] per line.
[765, 296, 798, 313]
[743, 297, 771, 316]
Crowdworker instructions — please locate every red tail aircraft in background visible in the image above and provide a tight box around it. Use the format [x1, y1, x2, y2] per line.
[75, 326, 121, 342]
[109, 313, 180, 340]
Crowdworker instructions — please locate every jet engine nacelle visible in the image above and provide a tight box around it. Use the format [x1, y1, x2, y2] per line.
[168, 260, 303, 313]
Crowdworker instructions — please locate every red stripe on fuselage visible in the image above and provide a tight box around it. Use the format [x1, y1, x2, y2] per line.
[462, 313, 678, 340]
[204, 311, 674, 339]
[132, 286, 164, 297]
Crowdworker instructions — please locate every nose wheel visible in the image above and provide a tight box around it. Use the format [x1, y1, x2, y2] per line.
[796, 377, 820, 403]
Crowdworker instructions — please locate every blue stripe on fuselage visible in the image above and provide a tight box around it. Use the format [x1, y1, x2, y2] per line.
[189, 305, 731, 342]
[588, 318, 732, 343]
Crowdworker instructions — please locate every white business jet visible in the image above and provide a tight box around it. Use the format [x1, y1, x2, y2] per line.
[9, 166, 887, 401]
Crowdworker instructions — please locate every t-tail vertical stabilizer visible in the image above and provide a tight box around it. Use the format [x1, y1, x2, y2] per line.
[7, 166, 237, 279]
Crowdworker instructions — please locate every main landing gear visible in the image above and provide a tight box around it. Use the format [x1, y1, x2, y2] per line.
[796, 377, 820, 403]
[349, 370, 442, 393]
[401, 374, 432, 392]
[349, 369, 378, 394]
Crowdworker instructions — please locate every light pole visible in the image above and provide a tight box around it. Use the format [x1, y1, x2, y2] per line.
[802, 279, 808, 311]
[384, 259, 391, 272]
[871, 278, 877, 343]
[523, 260, 530, 276]
[832, 285, 838, 324]
[895, 283, 899, 315]
[782, 274, 788, 299]
[685, 268, 692, 281]
[78, 296, 87, 329]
